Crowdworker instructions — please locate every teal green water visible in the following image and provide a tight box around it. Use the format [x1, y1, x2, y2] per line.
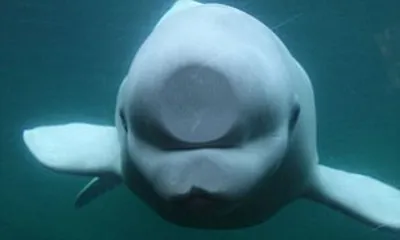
[1, 0, 399, 239]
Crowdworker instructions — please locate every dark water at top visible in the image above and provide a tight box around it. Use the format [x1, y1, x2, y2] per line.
[0, 0, 399, 239]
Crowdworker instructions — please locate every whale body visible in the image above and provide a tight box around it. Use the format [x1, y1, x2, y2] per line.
[22, 0, 400, 233]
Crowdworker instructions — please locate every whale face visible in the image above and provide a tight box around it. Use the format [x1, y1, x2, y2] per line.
[115, 5, 298, 220]
[119, 63, 293, 219]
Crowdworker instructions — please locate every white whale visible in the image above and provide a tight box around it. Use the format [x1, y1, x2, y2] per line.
[22, 0, 400, 233]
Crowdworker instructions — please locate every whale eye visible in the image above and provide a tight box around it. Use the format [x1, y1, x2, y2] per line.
[119, 110, 128, 132]
[289, 104, 300, 131]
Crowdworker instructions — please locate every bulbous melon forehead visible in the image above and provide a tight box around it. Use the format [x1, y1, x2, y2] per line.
[118, 50, 293, 143]
[116, 3, 296, 141]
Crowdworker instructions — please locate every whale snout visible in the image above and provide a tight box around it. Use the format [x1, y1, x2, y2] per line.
[155, 154, 233, 198]
[154, 154, 241, 215]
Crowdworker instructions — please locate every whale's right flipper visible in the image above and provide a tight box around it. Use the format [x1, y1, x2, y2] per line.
[22, 123, 122, 176]
[23, 122, 124, 208]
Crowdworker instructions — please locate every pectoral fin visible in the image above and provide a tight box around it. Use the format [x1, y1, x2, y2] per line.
[307, 165, 400, 233]
[22, 123, 121, 176]
[75, 175, 122, 208]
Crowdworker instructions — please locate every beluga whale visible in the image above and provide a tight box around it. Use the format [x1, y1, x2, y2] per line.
[22, 0, 400, 234]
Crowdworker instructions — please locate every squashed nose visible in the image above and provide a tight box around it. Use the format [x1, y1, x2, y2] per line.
[158, 65, 240, 144]
[175, 154, 231, 195]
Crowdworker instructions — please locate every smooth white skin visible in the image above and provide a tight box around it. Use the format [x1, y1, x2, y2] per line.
[21, 1, 400, 233]
[114, 2, 318, 228]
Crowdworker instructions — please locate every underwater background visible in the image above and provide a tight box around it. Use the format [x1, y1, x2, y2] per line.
[0, 0, 399, 239]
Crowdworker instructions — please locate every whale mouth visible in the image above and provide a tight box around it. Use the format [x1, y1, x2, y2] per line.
[171, 188, 235, 215]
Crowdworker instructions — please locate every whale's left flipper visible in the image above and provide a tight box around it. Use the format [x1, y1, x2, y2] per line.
[307, 165, 400, 233]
